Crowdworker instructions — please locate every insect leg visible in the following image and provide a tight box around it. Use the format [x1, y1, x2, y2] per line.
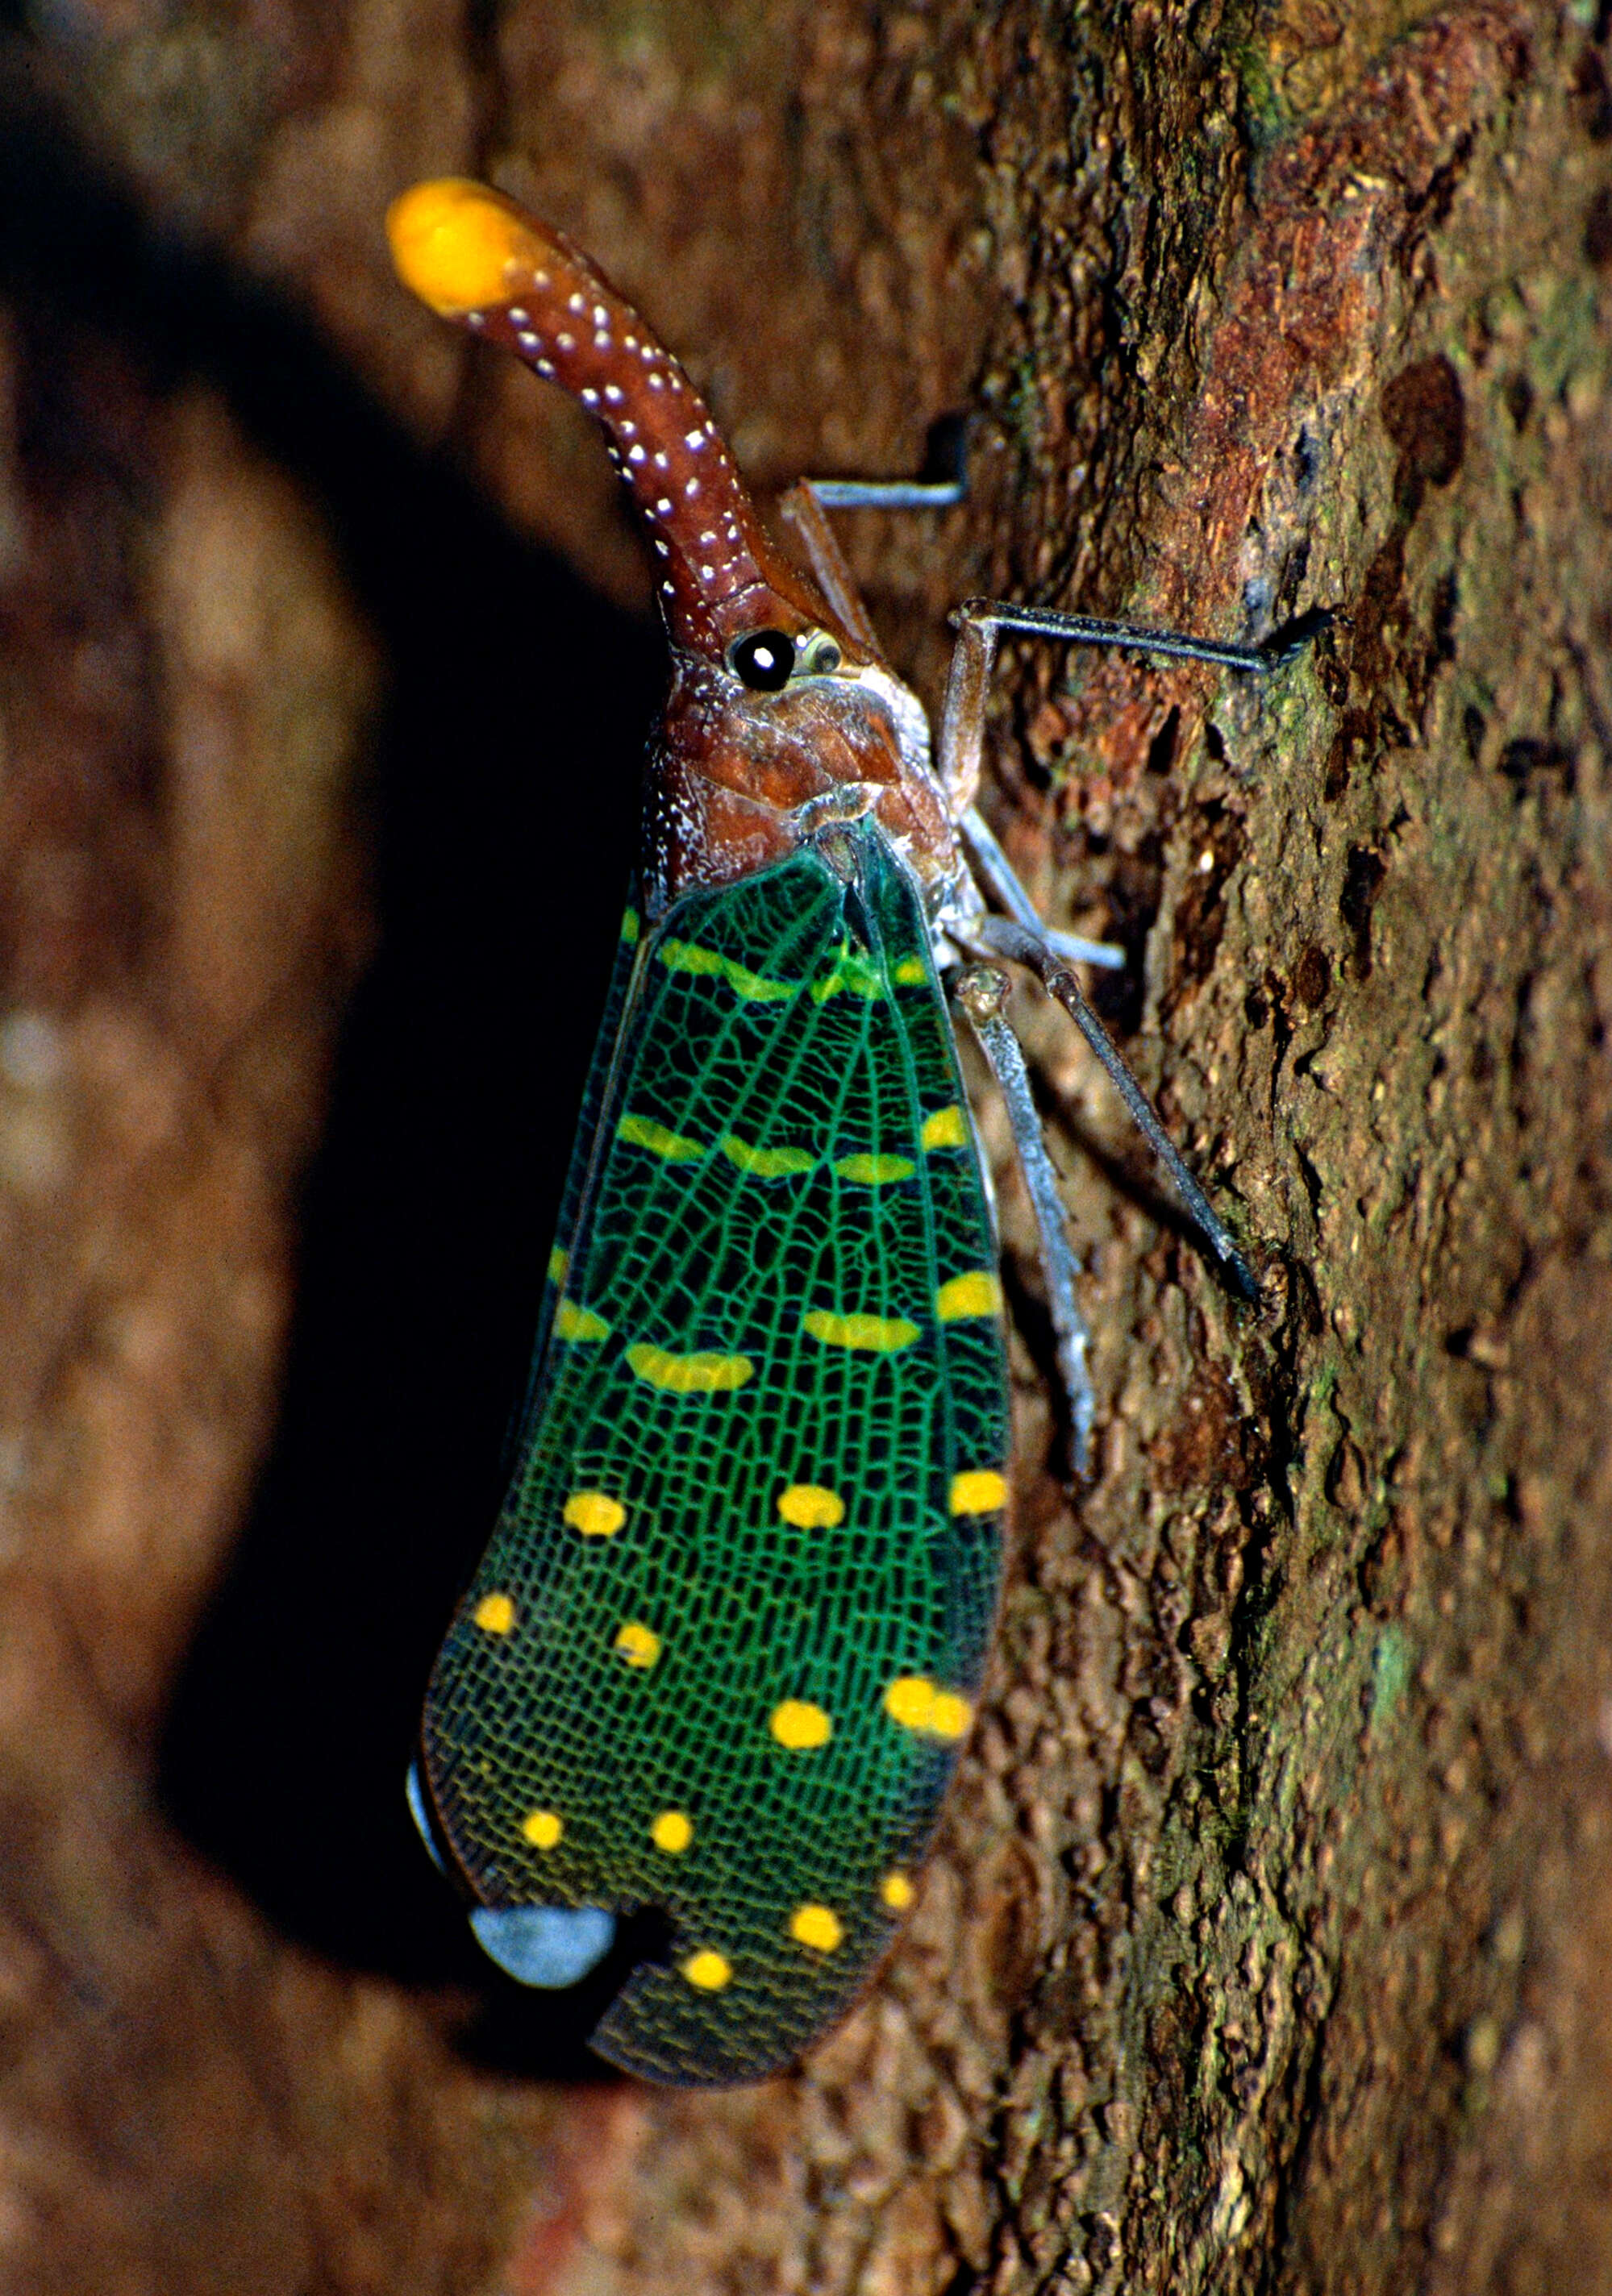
[777, 483, 882, 648]
[936, 598, 1284, 820]
[960, 803, 1125, 972]
[777, 472, 970, 647]
[939, 597, 1278, 1300]
[780, 419, 970, 647]
[978, 914, 1256, 1303]
[954, 963, 1095, 1475]
[798, 411, 969, 514]
[802, 475, 968, 510]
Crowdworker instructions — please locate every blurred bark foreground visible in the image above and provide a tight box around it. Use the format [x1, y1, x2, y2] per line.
[2, 2, 1610, 2292]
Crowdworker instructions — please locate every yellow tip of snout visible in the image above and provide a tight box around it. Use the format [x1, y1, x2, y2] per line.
[385, 178, 535, 316]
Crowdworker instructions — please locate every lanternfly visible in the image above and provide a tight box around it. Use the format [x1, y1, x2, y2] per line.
[388, 179, 1304, 2086]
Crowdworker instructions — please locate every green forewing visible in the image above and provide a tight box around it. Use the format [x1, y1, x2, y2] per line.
[422, 822, 1009, 2083]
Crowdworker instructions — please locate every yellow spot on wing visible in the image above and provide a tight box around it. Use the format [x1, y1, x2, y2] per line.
[881, 1870, 914, 1911]
[777, 1483, 845, 1529]
[921, 1104, 968, 1151]
[770, 1699, 832, 1749]
[564, 1490, 626, 1537]
[617, 1113, 705, 1161]
[951, 1469, 1007, 1515]
[473, 1591, 515, 1634]
[627, 1343, 753, 1393]
[802, 1309, 919, 1353]
[810, 943, 884, 1003]
[883, 1676, 933, 1730]
[386, 179, 538, 315]
[834, 1152, 916, 1185]
[556, 1297, 610, 1342]
[651, 1809, 692, 1853]
[547, 1246, 569, 1285]
[790, 1903, 843, 1952]
[619, 906, 640, 944]
[721, 1134, 814, 1179]
[883, 1675, 974, 1739]
[893, 955, 927, 985]
[614, 1620, 660, 1668]
[521, 1809, 562, 1849]
[929, 1690, 974, 1737]
[683, 1948, 731, 1990]
[936, 1269, 1003, 1320]
[658, 938, 794, 1002]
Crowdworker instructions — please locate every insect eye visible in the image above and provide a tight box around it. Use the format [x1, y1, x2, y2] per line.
[729, 630, 795, 691]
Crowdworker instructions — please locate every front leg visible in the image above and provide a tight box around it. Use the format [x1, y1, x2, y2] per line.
[935, 597, 1277, 819]
[955, 963, 1097, 1475]
[937, 598, 1307, 1303]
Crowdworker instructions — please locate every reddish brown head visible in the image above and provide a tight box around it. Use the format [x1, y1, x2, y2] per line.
[387, 180, 960, 909]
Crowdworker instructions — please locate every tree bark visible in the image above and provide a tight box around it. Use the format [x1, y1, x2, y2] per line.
[0, 2, 1607, 2291]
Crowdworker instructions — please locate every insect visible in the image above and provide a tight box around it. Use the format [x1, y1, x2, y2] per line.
[387, 179, 1292, 2086]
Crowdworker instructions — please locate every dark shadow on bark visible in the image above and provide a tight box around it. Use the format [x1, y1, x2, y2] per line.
[0, 56, 663, 2059]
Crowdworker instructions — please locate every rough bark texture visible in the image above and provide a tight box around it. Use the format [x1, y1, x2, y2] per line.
[1, 2, 1608, 2291]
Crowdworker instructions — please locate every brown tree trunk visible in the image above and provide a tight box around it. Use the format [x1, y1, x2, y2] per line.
[1, 3, 1607, 2290]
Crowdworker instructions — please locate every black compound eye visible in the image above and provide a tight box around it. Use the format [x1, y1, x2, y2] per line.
[729, 629, 794, 691]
